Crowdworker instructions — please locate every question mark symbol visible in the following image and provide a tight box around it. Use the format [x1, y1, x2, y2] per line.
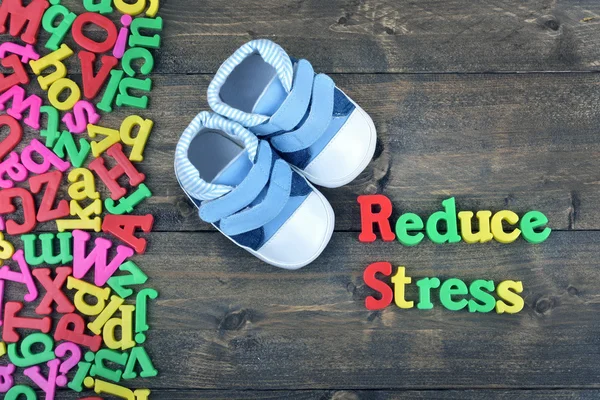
[54, 342, 82, 387]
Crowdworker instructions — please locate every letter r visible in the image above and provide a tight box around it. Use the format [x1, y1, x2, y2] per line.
[357, 194, 395, 242]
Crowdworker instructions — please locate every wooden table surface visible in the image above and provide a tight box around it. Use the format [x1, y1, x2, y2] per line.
[5, 0, 600, 399]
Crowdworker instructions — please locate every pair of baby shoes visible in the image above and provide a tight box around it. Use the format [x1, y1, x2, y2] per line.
[175, 40, 376, 269]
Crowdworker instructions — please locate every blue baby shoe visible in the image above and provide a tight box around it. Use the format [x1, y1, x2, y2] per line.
[175, 112, 334, 269]
[207, 39, 377, 188]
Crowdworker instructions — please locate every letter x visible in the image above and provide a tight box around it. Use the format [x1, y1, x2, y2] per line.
[32, 266, 75, 315]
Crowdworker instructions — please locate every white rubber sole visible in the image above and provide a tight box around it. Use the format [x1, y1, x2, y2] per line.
[301, 100, 377, 188]
[176, 167, 335, 270]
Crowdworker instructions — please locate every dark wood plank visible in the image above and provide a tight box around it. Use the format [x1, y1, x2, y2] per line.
[5, 0, 600, 74]
[49, 389, 600, 399]
[8, 71, 600, 232]
[6, 230, 597, 390]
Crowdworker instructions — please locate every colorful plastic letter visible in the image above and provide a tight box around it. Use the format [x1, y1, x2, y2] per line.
[104, 304, 135, 350]
[41, 2, 76, 50]
[54, 313, 102, 352]
[7, 332, 55, 367]
[67, 276, 111, 316]
[0, 364, 16, 393]
[23, 358, 60, 399]
[87, 378, 135, 400]
[120, 115, 152, 161]
[107, 261, 148, 299]
[468, 280, 497, 313]
[116, 77, 151, 109]
[439, 278, 469, 311]
[72, 13, 118, 53]
[0, 42, 39, 63]
[0, 188, 37, 235]
[134, 288, 157, 344]
[128, 16, 162, 49]
[89, 143, 145, 200]
[40, 105, 61, 147]
[363, 261, 393, 311]
[520, 211, 551, 244]
[32, 267, 74, 315]
[5, 385, 36, 400]
[68, 168, 99, 201]
[97, 69, 124, 113]
[357, 195, 395, 242]
[491, 210, 521, 244]
[56, 199, 103, 232]
[0, 152, 27, 189]
[416, 277, 441, 310]
[458, 210, 494, 244]
[87, 123, 120, 157]
[0, 114, 22, 161]
[79, 51, 118, 100]
[391, 266, 413, 309]
[0, 232, 15, 266]
[0, 0, 50, 44]
[113, 15, 132, 59]
[0, 54, 29, 94]
[72, 230, 134, 286]
[67, 361, 92, 392]
[0, 85, 42, 129]
[48, 77, 81, 111]
[114, 0, 146, 16]
[105, 183, 151, 215]
[0, 249, 38, 302]
[21, 138, 70, 174]
[2, 302, 52, 343]
[394, 212, 424, 246]
[102, 214, 153, 254]
[53, 131, 92, 168]
[122, 47, 154, 76]
[29, 43, 73, 90]
[88, 294, 124, 336]
[63, 100, 100, 133]
[122, 347, 157, 379]
[496, 280, 525, 314]
[89, 349, 127, 382]
[55, 341, 82, 387]
[426, 197, 461, 244]
[83, 0, 113, 14]
[22, 232, 72, 266]
[29, 170, 70, 222]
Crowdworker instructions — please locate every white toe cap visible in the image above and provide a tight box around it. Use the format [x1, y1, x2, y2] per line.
[255, 190, 334, 270]
[302, 104, 377, 188]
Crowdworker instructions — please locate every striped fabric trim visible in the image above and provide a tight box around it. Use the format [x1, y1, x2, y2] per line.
[207, 39, 294, 127]
[174, 112, 259, 201]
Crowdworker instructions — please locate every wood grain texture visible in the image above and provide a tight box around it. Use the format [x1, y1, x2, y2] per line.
[6, 230, 598, 390]
[6, 0, 600, 74]
[47, 389, 600, 399]
[8, 71, 600, 234]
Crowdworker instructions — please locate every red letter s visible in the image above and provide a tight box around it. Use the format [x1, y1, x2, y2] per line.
[363, 261, 393, 310]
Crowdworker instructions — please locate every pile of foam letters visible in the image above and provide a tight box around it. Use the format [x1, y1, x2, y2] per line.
[0, 0, 162, 398]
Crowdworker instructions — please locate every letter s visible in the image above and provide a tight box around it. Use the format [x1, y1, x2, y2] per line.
[363, 262, 393, 310]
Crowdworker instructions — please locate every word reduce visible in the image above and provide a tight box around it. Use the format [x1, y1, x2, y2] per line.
[358, 195, 551, 245]
[363, 264, 524, 314]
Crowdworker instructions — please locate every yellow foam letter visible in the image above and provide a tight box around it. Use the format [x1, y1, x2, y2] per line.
[391, 266, 414, 309]
[491, 210, 521, 244]
[458, 210, 493, 244]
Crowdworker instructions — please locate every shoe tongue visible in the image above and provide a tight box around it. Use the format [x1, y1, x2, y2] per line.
[212, 150, 253, 187]
[252, 74, 288, 116]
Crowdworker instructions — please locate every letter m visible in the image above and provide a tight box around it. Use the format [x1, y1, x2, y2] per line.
[0, 0, 49, 44]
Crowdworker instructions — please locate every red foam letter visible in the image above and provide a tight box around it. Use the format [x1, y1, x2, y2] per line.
[2, 301, 52, 342]
[0, 54, 29, 94]
[102, 214, 153, 254]
[0, 187, 36, 234]
[357, 195, 395, 242]
[72, 13, 117, 54]
[79, 51, 118, 100]
[0, 0, 49, 44]
[89, 143, 145, 201]
[32, 266, 74, 315]
[54, 313, 102, 351]
[0, 114, 22, 161]
[363, 262, 393, 310]
[29, 170, 70, 222]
